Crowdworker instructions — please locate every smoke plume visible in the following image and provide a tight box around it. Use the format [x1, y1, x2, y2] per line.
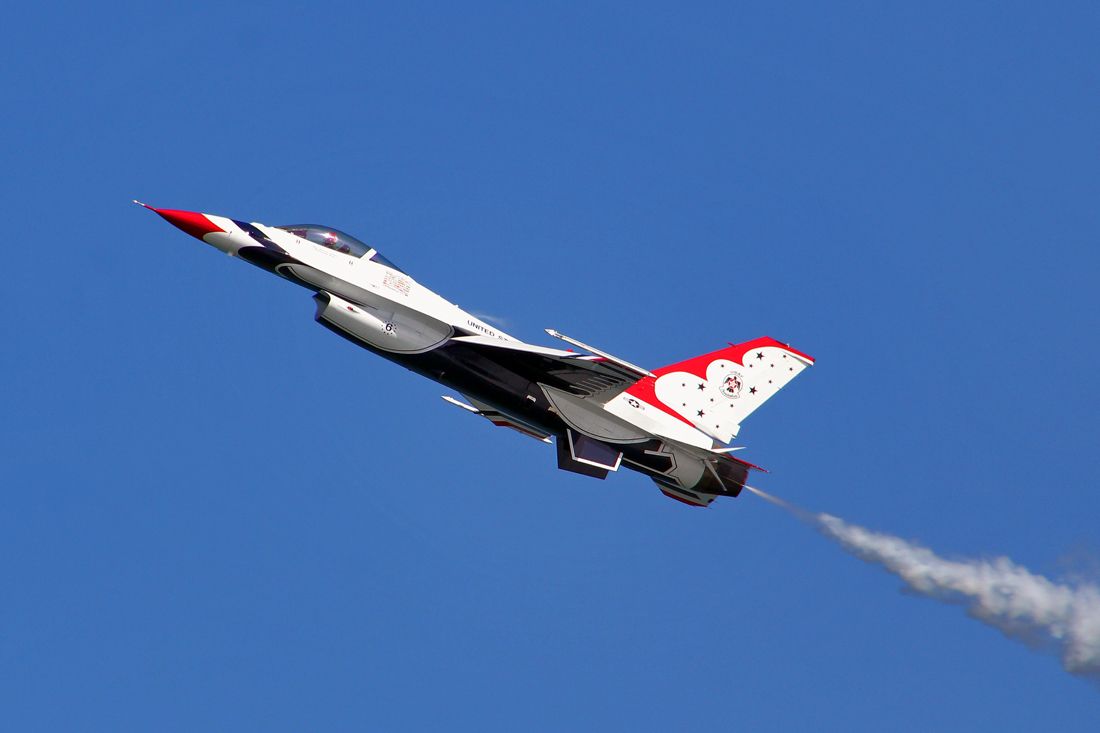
[744, 486, 1100, 684]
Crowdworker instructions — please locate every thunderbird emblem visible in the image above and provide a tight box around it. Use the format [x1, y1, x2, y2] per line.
[720, 372, 743, 399]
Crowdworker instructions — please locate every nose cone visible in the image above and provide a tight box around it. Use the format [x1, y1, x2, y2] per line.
[135, 201, 224, 240]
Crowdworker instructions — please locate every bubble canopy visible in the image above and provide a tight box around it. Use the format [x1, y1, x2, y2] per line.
[275, 224, 403, 272]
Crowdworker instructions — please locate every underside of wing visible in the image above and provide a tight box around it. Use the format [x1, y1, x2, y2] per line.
[447, 335, 641, 400]
[441, 394, 553, 443]
[443, 335, 769, 509]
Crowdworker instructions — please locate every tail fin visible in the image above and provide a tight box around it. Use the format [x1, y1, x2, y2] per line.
[624, 337, 813, 443]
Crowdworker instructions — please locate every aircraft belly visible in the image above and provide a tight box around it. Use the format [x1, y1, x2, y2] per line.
[282, 262, 379, 305]
[325, 338, 718, 497]
[350, 342, 563, 438]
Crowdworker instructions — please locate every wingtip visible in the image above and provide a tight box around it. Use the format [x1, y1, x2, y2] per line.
[745, 336, 815, 366]
[133, 199, 154, 211]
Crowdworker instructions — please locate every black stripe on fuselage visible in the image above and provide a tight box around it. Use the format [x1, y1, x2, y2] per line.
[232, 219, 289, 254]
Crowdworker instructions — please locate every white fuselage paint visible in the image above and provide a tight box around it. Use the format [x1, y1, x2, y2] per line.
[144, 204, 821, 507]
[202, 219, 512, 346]
[197, 217, 723, 452]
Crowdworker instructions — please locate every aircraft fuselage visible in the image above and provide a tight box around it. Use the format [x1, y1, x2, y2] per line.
[141, 203, 813, 506]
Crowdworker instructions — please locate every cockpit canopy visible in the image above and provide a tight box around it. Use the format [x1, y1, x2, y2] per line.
[275, 224, 403, 272]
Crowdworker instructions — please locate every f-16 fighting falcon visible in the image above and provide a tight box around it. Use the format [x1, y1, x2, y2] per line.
[139, 202, 814, 507]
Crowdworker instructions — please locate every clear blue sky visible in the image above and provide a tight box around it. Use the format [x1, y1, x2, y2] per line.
[2, 1, 1098, 729]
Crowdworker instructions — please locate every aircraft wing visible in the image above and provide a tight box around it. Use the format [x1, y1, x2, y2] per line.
[447, 335, 643, 400]
[446, 334, 765, 507]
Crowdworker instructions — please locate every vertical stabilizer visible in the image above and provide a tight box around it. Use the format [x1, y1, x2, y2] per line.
[623, 337, 813, 443]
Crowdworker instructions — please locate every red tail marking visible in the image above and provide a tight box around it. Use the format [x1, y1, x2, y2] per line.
[624, 337, 813, 427]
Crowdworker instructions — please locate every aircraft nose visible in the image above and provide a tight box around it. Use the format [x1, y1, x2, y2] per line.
[135, 201, 224, 240]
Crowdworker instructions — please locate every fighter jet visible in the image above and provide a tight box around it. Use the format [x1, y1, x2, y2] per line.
[139, 202, 813, 506]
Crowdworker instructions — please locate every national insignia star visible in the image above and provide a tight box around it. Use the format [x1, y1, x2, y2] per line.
[697, 383, 706, 390]
[749, 386, 757, 394]
[696, 410, 705, 417]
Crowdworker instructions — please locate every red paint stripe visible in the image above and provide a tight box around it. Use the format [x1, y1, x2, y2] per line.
[624, 336, 814, 426]
[648, 336, 814, 381]
[626, 377, 693, 426]
[153, 208, 224, 240]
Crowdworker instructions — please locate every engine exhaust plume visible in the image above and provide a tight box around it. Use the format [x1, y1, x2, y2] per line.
[743, 486, 1100, 684]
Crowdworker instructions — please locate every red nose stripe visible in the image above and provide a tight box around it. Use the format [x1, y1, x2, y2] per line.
[154, 208, 224, 240]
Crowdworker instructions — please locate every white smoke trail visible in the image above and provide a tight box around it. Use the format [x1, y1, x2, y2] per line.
[744, 486, 1100, 684]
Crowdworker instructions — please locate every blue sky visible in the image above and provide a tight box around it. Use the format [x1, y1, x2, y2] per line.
[2, 1, 1099, 729]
